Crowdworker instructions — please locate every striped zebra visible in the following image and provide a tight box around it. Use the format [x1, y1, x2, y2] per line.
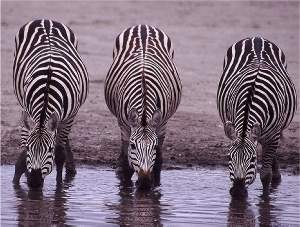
[12, 19, 88, 188]
[217, 37, 297, 195]
[105, 25, 182, 188]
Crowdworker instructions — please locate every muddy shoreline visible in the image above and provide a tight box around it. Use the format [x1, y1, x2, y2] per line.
[2, 110, 299, 174]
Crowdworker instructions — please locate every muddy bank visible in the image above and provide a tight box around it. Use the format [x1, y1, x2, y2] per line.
[2, 109, 299, 173]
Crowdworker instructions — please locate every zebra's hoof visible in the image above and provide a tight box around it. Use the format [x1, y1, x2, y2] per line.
[272, 172, 281, 182]
[66, 167, 77, 176]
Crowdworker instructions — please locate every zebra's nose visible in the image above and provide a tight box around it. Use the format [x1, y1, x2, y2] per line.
[137, 169, 152, 190]
[27, 169, 44, 189]
[138, 169, 150, 178]
[233, 178, 245, 187]
[230, 178, 247, 198]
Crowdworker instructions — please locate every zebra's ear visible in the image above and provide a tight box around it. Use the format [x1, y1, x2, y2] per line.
[128, 108, 139, 127]
[21, 111, 35, 130]
[224, 121, 237, 140]
[149, 109, 162, 128]
[47, 112, 59, 132]
[250, 123, 261, 142]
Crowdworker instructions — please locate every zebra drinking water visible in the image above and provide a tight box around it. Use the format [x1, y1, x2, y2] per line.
[217, 37, 297, 196]
[105, 25, 182, 189]
[13, 19, 89, 188]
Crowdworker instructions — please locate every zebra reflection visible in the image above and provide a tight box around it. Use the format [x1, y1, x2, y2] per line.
[107, 185, 166, 225]
[13, 180, 72, 225]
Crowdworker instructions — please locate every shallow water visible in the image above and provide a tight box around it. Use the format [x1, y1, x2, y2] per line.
[1, 165, 299, 226]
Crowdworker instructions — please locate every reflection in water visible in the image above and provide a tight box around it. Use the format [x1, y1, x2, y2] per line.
[107, 183, 164, 226]
[13, 177, 74, 226]
[227, 180, 282, 227]
[2, 166, 299, 225]
[227, 197, 255, 227]
[257, 181, 281, 226]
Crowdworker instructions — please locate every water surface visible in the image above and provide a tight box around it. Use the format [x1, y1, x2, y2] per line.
[1, 165, 299, 226]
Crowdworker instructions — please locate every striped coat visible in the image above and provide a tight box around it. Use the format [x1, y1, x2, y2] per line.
[105, 25, 181, 185]
[217, 37, 297, 192]
[13, 19, 88, 186]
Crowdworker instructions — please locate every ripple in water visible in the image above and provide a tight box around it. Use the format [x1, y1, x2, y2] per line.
[1, 165, 299, 226]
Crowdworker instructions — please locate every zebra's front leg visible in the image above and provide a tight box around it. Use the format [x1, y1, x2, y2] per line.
[116, 140, 134, 186]
[260, 142, 279, 193]
[153, 137, 165, 187]
[271, 155, 281, 184]
[55, 144, 66, 184]
[65, 139, 77, 176]
[13, 150, 27, 184]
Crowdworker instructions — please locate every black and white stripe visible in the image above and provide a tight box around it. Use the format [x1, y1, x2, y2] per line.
[217, 37, 297, 191]
[13, 19, 88, 181]
[105, 25, 181, 180]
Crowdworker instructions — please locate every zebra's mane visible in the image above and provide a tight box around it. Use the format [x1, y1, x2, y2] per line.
[39, 20, 54, 128]
[140, 25, 150, 127]
[240, 38, 263, 138]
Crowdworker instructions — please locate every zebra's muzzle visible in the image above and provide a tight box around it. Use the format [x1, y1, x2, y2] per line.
[230, 178, 248, 198]
[136, 170, 152, 190]
[27, 169, 44, 189]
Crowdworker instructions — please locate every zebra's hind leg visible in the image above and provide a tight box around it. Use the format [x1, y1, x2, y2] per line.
[55, 144, 66, 184]
[65, 139, 77, 177]
[153, 137, 165, 187]
[116, 141, 134, 186]
[13, 150, 27, 184]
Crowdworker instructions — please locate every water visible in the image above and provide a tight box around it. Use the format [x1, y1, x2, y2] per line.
[1, 165, 300, 226]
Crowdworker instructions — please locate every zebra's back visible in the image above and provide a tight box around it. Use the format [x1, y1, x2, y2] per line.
[105, 25, 182, 134]
[13, 19, 88, 124]
[217, 37, 297, 141]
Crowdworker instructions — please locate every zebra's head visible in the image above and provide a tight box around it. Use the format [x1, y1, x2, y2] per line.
[127, 108, 162, 188]
[224, 121, 261, 197]
[22, 111, 59, 188]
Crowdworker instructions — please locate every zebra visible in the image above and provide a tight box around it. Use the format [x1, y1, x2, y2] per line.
[105, 25, 182, 189]
[217, 37, 297, 196]
[12, 19, 89, 188]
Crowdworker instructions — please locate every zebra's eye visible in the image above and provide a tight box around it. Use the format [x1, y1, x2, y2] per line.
[130, 143, 136, 150]
[250, 156, 256, 162]
[154, 145, 158, 150]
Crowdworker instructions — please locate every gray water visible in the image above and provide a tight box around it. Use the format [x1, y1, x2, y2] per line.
[1, 165, 299, 226]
